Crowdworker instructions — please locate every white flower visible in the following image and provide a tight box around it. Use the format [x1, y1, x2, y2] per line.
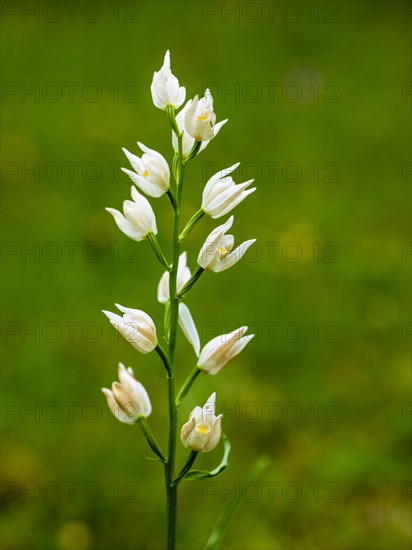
[202, 163, 256, 219]
[102, 304, 158, 354]
[106, 186, 157, 241]
[178, 303, 200, 357]
[184, 89, 217, 141]
[102, 363, 151, 423]
[172, 99, 228, 158]
[122, 142, 170, 198]
[157, 252, 200, 356]
[157, 252, 191, 303]
[197, 327, 254, 375]
[151, 50, 186, 110]
[197, 216, 256, 272]
[180, 392, 222, 452]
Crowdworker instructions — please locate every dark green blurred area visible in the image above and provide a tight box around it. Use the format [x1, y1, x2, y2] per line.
[1, 1, 411, 549]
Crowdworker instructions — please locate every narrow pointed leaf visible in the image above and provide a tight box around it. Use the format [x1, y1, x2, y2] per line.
[204, 455, 271, 550]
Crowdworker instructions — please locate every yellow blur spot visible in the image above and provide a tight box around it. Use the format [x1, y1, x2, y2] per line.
[196, 424, 210, 435]
[57, 520, 93, 550]
[196, 115, 208, 121]
[143, 170, 149, 177]
[218, 246, 228, 258]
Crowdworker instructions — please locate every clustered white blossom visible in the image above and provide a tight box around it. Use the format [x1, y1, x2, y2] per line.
[102, 50, 256, 452]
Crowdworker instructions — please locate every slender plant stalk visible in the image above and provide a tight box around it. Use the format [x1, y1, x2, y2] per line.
[155, 345, 171, 375]
[173, 450, 198, 485]
[137, 417, 166, 462]
[147, 233, 171, 271]
[102, 52, 258, 550]
[175, 367, 201, 407]
[177, 266, 204, 298]
[179, 208, 204, 241]
[165, 110, 185, 550]
[166, 189, 176, 210]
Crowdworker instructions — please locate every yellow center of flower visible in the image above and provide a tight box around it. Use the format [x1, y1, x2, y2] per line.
[196, 424, 210, 435]
[218, 245, 228, 259]
[143, 170, 149, 177]
[196, 114, 208, 121]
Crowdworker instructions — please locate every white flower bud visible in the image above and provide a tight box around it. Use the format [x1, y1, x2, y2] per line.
[172, 99, 228, 158]
[122, 142, 170, 198]
[197, 327, 254, 375]
[151, 50, 186, 110]
[180, 393, 222, 452]
[184, 89, 217, 141]
[106, 186, 157, 241]
[102, 363, 152, 423]
[202, 163, 256, 219]
[197, 216, 256, 273]
[102, 304, 158, 354]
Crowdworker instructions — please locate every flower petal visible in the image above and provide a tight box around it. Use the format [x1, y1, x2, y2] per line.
[198, 327, 249, 373]
[180, 416, 196, 448]
[213, 239, 256, 273]
[203, 414, 223, 452]
[105, 207, 144, 241]
[102, 387, 135, 424]
[122, 168, 164, 198]
[157, 270, 169, 303]
[122, 147, 144, 173]
[197, 216, 234, 269]
[130, 186, 158, 233]
[208, 334, 255, 375]
[178, 303, 200, 357]
[202, 163, 240, 207]
[211, 187, 256, 219]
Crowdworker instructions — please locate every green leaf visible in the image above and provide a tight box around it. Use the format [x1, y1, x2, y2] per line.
[204, 455, 271, 550]
[182, 435, 231, 481]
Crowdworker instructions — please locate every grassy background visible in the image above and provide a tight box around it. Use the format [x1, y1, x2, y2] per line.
[1, 1, 411, 549]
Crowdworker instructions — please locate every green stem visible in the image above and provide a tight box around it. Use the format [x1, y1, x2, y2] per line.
[165, 375, 177, 550]
[175, 367, 201, 407]
[179, 209, 205, 241]
[166, 189, 176, 211]
[177, 266, 204, 298]
[167, 105, 181, 136]
[165, 107, 186, 550]
[173, 450, 198, 485]
[184, 140, 202, 163]
[147, 232, 171, 271]
[137, 417, 166, 463]
[163, 300, 171, 344]
[172, 153, 180, 183]
[155, 345, 171, 376]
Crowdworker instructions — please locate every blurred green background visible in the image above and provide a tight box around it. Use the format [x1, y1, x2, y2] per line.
[1, 1, 411, 549]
